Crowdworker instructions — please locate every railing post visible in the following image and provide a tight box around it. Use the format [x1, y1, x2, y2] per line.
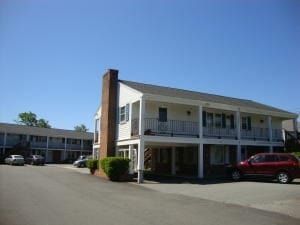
[199, 106, 203, 139]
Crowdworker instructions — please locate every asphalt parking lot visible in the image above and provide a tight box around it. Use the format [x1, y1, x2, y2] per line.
[49, 164, 300, 219]
[137, 177, 300, 219]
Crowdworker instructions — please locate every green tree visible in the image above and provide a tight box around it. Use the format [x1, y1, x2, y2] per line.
[74, 124, 88, 132]
[36, 119, 51, 128]
[17, 111, 51, 128]
[17, 111, 37, 126]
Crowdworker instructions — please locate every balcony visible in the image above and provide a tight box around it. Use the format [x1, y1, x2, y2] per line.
[203, 127, 237, 139]
[67, 144, 82, 150]
[132, 118, 199, 138]
[5, 139, 23, 147]
[241, 127, 269, 141]
[272, 129, 283, 142]
[48, 142, 65, 149]
[131, 119, 283, 141]
[30, 142, 47, 148]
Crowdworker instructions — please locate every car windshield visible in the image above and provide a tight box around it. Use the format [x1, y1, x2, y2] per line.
[34, 155, 44, 159]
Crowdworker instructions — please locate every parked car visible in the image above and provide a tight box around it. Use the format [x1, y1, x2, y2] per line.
[231, 153, 300, 184]
[73, 155, 92, 168]
[5, 155, 25, 166]
[25, 155, 45, 165]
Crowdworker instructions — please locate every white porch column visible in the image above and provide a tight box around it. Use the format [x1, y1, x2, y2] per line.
[236, 110, 241, 140]
[171, 147, 176, 175]
[137, 97, 145, 183]
[138, 97, 145, 136]
[198, 143, 204, 178]
[268, 116, 273, 142]
[237, 145, 242, 162]
[198, 105, 203, 139]
[128, 144, 134, 174]
[137, 140, 145, 183]
[268, 116, 273, 153]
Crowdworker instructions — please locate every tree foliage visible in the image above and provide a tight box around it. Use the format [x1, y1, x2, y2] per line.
[74, 124, 88, 132]
[36, 119, 51, 128]
[17, 111, 51, 128]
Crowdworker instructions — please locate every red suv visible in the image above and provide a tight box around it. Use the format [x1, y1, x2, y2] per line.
[232, 153, 300, 184]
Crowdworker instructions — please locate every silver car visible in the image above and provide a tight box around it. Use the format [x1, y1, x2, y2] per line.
[73, 155, 92, 168]
[5, 155, 25, 166]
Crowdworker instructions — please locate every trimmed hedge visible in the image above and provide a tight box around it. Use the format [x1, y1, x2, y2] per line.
[86, 159, 98, 173]
[292, 152, 300, 158]
[100, 157, 130, 181]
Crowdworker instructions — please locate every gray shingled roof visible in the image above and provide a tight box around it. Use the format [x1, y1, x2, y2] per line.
[120, 80, 295, 116]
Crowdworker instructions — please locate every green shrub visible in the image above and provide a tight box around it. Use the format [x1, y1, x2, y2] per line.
[292, 152, 300, 158]
[100, 157, 130, 181]
[86, 159, 98, 171]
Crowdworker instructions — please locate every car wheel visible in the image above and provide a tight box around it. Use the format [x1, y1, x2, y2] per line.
[277, 171, 291, 184]
[232, 170, 242, 181]
[31, 161, 34, 165]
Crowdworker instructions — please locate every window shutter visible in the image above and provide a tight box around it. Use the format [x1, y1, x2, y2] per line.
[222, 114, 226, 128]
[202, 111, 207, 127]
[247, 116, 252, 130]
[126, 103, 130, 122]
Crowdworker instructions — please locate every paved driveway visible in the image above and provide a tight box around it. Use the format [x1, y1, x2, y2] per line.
[3, 165, 300, 225]
[135, 177, 300, 219]
[51, 164, 300, 219]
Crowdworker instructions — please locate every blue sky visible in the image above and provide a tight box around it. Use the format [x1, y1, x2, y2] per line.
[1, 0, 299, 131]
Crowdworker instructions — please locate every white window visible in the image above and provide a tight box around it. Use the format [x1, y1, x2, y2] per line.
[207, 113, 214, 128]
[119, 103, 129, 123]
[210, 145, 229, 165]
[215, 114, 222, 128]
[242, 116, 251, 130]
[120, 106, 126, 122]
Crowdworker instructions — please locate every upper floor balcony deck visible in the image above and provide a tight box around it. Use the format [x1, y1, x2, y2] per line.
[131, 118, 283, 142]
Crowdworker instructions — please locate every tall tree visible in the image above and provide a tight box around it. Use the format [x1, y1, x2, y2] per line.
[74, 124, 88, 132]
[37, 119, 51, 128]
[17, 111, 51, 128]
[17, 111, 37, 126]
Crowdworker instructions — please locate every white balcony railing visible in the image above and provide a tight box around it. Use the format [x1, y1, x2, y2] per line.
[131, 118, 283, 141]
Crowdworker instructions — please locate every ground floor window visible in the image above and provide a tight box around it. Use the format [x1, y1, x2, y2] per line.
[210, 145, 229, 165]
[118, 149, 129, 158]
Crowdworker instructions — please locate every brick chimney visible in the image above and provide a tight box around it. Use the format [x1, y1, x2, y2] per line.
[99, 69, 119, 159]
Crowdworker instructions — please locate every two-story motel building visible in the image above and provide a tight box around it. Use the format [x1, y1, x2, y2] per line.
[94, 69, 298, 183]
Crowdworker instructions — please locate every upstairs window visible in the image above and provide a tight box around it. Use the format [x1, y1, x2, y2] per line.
[159, 108, 167, 122]
[207, 113, 214, 128]
[215, 114, 222, 128]
[120, 106, 126, 122]
[118, 103, 130, 123]
[242, 116, 252, 130]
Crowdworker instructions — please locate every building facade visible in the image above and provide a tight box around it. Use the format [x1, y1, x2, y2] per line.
[0, 123, 93, 163]
[94, 69, 298, 183]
